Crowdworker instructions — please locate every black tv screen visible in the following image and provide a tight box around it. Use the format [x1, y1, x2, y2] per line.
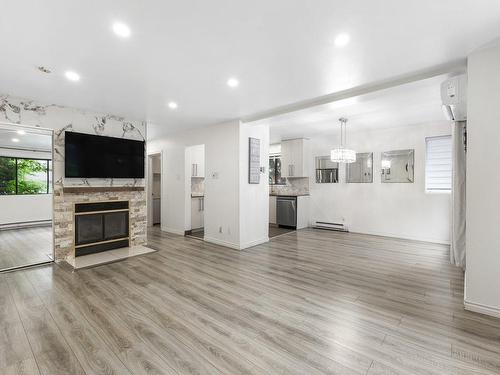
[65, 132, 145, 178]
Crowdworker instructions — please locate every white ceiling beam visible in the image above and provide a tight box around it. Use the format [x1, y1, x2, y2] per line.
[241, 59, 466, 123]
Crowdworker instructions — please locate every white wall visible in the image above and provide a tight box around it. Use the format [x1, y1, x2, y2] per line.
[0, 195, 52, 225]
[239, 122, 269, 248]
[148, 120, 270, 250]
[308, 122, 452, 244]
[148, 120, 241, 246]
[465, 43, 500, 317]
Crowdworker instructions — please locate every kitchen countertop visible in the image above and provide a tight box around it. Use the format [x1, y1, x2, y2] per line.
[269, 193, 310, 197]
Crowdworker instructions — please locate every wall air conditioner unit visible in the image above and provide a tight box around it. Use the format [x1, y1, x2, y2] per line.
[313, 221, 348, 232]
[441, 74, 467, 121]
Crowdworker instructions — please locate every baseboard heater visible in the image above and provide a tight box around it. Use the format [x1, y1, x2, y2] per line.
[313, 221, 348, 232]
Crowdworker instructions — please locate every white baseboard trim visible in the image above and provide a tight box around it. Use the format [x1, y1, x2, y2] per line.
[161, 227, 185, 236]
[204, 236, 240, 250]
[240, 237, 269, 250]
[204, 236, 269, 250]
[464, 300, 500, 319]
[349, 229, 450, 245]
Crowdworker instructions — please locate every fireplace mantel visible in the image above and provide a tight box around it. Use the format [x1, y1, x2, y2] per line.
[62, 186, 145, 194]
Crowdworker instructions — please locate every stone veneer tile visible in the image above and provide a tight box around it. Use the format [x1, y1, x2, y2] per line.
[52, 187, 147, 264]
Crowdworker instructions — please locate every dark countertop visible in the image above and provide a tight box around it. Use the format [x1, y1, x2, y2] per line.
[269, 193, 310, 197]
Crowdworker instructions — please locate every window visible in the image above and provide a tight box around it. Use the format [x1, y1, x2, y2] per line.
[425, 136, 452, 192]
[269, 156, 286, 185]
[0, 157, 51, 195]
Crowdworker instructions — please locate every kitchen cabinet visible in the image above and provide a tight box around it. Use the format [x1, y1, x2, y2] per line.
[281, 138, 310, 178]
[191, 197, 204, 229]
[269, 195, 277, 224]
[190, 145, 205, 177]
[296, 196, 310, 229]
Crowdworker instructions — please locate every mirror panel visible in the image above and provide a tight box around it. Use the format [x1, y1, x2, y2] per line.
[381, 149, 414, 183]
[0, 123, 54, 271]
[315, 156, 338, 183]
[346, 152, 373, 183]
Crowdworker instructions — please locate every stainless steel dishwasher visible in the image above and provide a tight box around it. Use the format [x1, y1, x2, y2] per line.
[276, 196, 297, 228]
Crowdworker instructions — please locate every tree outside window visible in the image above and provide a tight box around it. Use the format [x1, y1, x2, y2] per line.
[0, 157, 16, 194]
[0, 157, 51, 195]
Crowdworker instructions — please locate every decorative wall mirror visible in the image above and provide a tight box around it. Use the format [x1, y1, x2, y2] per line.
[346, 152, 373, 183]
[381, 149, 414, 183]
[315, 156, 338, 183]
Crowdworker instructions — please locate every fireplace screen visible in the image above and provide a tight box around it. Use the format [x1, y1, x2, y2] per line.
[76, 214, 104, 245]
[74, 201, 130, 256]
[104, 212, 129, 240]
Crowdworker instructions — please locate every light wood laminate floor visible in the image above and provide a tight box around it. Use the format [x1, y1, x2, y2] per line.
[0, 226, 53, 271]
[1, 227, 500, 374]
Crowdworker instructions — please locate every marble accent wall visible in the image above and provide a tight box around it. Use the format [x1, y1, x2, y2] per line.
[0, 94, 147, 262]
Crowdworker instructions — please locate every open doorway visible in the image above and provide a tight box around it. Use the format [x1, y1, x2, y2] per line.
[185, 144, 205, 240]
[147, 153, 162, 227]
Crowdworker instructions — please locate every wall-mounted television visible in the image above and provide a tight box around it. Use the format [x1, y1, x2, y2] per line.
[65, 131, 145, 178]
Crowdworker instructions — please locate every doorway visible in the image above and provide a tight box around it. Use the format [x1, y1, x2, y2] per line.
[0, 122, 54, 272]
[185, 144, 205, 240]
[147, 153, 162, 227]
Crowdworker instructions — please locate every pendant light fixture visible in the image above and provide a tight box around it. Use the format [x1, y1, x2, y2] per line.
[331, 117, 356, 163]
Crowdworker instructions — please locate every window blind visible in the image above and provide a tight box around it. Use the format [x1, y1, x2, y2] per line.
[425, 135, 452, 191]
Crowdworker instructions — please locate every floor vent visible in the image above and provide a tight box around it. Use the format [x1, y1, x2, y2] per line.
[313, 221, 348, 232]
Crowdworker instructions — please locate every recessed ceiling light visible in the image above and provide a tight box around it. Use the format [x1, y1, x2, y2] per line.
[168, 101, 178, 110]
[17, 130, 26, 135]
[334, 33, 350, 47]
[227, 78, 239, 88]
[11, 138, 19, 143]
[65, 71, 80, 82]
[112, 22, 131, 38]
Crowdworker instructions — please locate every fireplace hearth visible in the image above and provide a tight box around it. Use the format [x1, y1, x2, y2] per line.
[74, 201, 130, 256]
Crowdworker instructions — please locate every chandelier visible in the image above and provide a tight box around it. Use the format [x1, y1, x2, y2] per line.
[331, 117, 356, 163]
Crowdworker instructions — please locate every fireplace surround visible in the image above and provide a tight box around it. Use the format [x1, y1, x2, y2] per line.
[74, 200, 130, 256]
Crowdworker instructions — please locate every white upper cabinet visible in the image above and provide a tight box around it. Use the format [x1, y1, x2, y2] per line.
[280, 139, 309, 178]
[190, 144, 205, 178]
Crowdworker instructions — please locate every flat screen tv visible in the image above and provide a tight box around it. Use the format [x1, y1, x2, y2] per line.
[65, 131, 145, 178]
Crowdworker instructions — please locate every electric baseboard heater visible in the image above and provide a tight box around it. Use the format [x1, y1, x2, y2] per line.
[313, 221, 348, 232]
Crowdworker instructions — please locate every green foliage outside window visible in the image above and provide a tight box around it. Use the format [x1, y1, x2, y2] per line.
[0, 157, 16, 194]
[0, 157, 50, 195]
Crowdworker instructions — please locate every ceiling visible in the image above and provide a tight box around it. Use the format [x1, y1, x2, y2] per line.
[264, 74, 451, 143]
[1, 1, 500, 139]
[0, 127, 52, 152]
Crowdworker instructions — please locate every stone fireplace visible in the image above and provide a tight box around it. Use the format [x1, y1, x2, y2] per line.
[53, 185, 147, 266]
[0, 94, 148, 267]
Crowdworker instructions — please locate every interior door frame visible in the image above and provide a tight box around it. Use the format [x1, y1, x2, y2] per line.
[0, 121, 55, 272]
[147, 151, 163, 227]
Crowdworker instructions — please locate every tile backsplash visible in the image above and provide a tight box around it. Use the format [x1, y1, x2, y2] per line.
[270, 177, 309, 196]
[191, 177, 205, 195]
